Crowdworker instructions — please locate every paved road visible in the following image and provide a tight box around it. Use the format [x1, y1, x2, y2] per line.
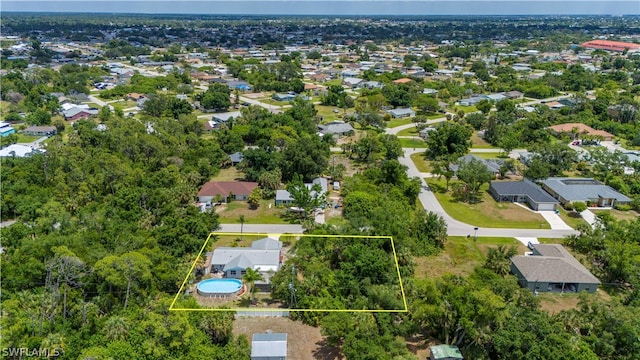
[398, 148, 578, 238]
[0, 220, 17, 228]
[386, 117, 447, 135]
[218, 224, 304, 234]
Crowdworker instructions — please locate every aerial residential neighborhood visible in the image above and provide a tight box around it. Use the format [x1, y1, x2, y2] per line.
[1, 8, 639, 360]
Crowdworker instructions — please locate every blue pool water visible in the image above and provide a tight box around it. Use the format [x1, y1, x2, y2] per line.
[197, 278, 243, 296]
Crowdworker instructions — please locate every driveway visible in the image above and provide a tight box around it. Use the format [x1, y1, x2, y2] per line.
[538, 211, 574, 230]
[398, 148, 577, 238]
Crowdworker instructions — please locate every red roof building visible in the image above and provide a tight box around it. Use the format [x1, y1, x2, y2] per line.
[580, 40, 640, 52]
[197, 181, 259, 203]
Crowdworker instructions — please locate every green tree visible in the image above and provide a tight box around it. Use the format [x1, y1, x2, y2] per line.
[484, 245, 518, 275]
[285, 174, 326, 218]
[476, 99, 492, 114]
[247, 187, 262, 210]
[94, 251, 152, 309]
[456, 158, 493, 203]
[425, 122, 472, 160]
[242, 268, 265, 304]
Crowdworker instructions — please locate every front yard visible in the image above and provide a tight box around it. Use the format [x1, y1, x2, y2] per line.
[399, 138, 428, 148]
[426, 179, 550, 229]
[410, 152, 432, 172]
[216, 199, 290, 224]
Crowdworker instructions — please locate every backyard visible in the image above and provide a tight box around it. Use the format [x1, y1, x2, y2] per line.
[426, 179, 550, 229]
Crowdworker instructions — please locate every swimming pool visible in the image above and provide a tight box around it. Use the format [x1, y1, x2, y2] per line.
[197, 278, 243, 297]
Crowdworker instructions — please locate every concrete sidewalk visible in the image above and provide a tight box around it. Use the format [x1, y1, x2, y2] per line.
[580, 210, 597, 229]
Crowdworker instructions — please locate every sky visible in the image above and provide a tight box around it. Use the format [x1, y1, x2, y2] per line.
[1, 0, 639, 16]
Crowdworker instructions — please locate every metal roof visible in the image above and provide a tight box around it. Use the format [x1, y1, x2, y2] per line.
[541, 177, 632, 203]
[430, 345, 464, 360]
[251, 333, 287, 357]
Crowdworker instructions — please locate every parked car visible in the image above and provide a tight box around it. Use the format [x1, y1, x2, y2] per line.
[333, 181, 340, 190]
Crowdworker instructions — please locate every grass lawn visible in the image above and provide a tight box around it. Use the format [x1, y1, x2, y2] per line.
[426, 179, 550, 229]
[556, 207, 588, 229]
[537, 289, 611, 315]
[410, 152, 432, 172]
[397, 127, 419, 136]
[387, 117, 413, 128]
[471, 133, 498, 149]
[211, 167, 244, 181]
[415, 236, 527, 279]
[591, 209, 640, 222]
[325, 79, 342, 87]
[85, 102, 102, 109]
[399, 138, 427, 148]
[15, 134, 41, 143]
[453, 105, 478, 114]
[216, 199, 289, 224]
[315, 105, 343, 122]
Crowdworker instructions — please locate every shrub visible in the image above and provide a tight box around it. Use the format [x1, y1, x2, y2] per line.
[573, 201, 588, 213]
[563, 202, 574, 211]
[614, 203, 632, 211]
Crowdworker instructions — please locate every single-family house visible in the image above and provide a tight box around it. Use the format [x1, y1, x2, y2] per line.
[423, 88, 439, 95]
[489, 179, 559, 211]
[272, 93, 297, 102]
[419, 126, 437, 140]
[511, 243, 600, 293]
[126, 93, 146, 101]
[0, 144, 44, 158]
[341, 69, 360, 78]
[210, 238, 282, 282]
[275, 177, 328, 206]
[0, 122, 15, 137]
[229, 152, 244, 166]
[459, 96, 485, 106]
[547, 123, 614, 141]
[449, 154, 504, 177]
[22, 126, 57, 137]
[359, 81, 383, 90]
[483, 93, 507, 102]
[342, 77, 363, 89]
[318, 121, 355, 137]
[197, 181, 259, 204]
[387, 108, 416, 118]
[63, 106, 99, 121]
[540, 177, 631, 207]
[251, 333, 287, 360]
[303, 83, 328, 96]
[429, 344, 464, 360]
[213, 111, 242, 123]
[503, 90, 524, 100]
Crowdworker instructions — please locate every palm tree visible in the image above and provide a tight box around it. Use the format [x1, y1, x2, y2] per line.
[239, 215, 245, 241]
[242, 268, 265, 304]
[103, 316, 129, 341]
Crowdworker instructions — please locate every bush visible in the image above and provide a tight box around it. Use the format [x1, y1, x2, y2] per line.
[614, 203, 632, 211]
[573, 201, 588, 213]
[563, 202, 574, 211]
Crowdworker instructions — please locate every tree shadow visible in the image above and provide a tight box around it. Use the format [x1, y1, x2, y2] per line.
[312, 338, 342, 360]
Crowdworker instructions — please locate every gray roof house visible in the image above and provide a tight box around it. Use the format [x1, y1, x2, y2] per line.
[419, 126, 437, 140]
[511, 244, 600, 293]
[229, 152, 244, 166]
[489, 179, 559, 211]
[251, 333, 287, 360]
[276, 177, 328, 206]
[449, 154, 504, 177]
[540, 177, 632, 207]
[209, 237, 283, 282]
[387, 108, 416, 118]
[213, 111, 242, 123]
[342, 77, 363, 88]
[318, 121, 354, 137]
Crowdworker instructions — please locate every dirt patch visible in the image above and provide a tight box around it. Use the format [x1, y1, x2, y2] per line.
[539, 288, 611, 315]
[233, 316, 343, 360]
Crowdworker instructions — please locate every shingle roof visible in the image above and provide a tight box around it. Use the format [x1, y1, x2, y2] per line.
[490, 179, 559, 203]
[511, 244, 600, 284]
[211, 248, 280, 272]
[541, 177, 631, 203]
[450, 154, 501, 173]
[251, 237, 283, 250]
[318, 121, 354, 135]
[387, 108, 415, 117]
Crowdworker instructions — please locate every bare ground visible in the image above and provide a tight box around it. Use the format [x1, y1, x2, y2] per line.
[233, 316, 344, 360]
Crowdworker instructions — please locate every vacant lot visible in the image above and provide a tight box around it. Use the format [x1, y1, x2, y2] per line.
[387, 117, 413, 128]
[426, 179, 550, 229]
[592, 209, 640, 222]
[399, 138, 428, 148]
[397, 126, 419, 136]
[470, 133, 497, 149]
[415, 236, 527, 279]
[211, 167, 244, 181]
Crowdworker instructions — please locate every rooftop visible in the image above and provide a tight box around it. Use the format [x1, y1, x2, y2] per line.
[511, 244, 600, 284]
[541, 177, 631, 203]
[490, 179, 559, 204]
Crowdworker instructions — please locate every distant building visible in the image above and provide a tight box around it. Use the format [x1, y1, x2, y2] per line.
[22, 126, 57, 137]
[580, 40, 640, 52]
[386, 108, 415, 118]
[318, 121, 354, 137]
[430, 344, 464, 360]
[251, 332, 287, 360]
[197, 181, 259, 204]
[272, 93, 296, 102]
[0, 122, 15, 137]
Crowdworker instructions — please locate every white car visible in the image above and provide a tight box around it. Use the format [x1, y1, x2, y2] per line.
[333, 181, 340, 190]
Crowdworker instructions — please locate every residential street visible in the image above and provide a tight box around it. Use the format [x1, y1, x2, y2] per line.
[218, 223, 304, 234]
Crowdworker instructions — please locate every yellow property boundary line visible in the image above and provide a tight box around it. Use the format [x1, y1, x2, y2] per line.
[169, 232, 408, 312]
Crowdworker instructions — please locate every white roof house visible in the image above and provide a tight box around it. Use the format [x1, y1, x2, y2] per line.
[0, 144, 44, 157]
